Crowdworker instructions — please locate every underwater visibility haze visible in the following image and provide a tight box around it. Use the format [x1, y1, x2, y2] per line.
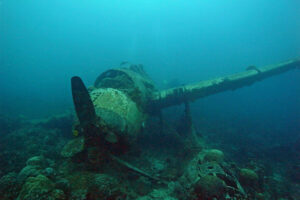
[0, 1, 300, 199]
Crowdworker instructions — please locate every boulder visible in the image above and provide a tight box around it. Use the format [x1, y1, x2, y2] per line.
[193, 175, 225, 199]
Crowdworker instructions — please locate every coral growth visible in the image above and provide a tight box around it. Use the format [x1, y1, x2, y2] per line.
[17, 175, 64, 200]
[0, 112, 299, 199]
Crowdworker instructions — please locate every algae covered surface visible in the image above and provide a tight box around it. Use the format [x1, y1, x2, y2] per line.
[1, 1, 300, 200]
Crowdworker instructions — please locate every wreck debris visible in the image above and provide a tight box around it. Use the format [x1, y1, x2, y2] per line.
[110, 154, 163, 183]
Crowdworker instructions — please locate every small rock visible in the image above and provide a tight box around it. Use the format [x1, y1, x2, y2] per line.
[90, 173, 123, 198]
[239, 168, 258, 186]
[151, 159, 166, 173]
[42, 167, 56, 179]
[55, 178, 70, 192]
[50, 189, 66, 200]
[137, 188, 178, 200]
[203, 149, 224, 163]
[256, 192, 265, 200]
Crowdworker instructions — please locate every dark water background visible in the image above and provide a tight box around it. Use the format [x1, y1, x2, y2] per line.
[1, 0, 299, 144]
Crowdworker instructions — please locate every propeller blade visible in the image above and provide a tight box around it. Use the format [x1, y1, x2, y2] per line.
[71, 76, 97, 127]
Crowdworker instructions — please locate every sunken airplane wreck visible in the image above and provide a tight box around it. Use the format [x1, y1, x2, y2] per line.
[70, 59, 300, 150]
[62, 58, 299, 198]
